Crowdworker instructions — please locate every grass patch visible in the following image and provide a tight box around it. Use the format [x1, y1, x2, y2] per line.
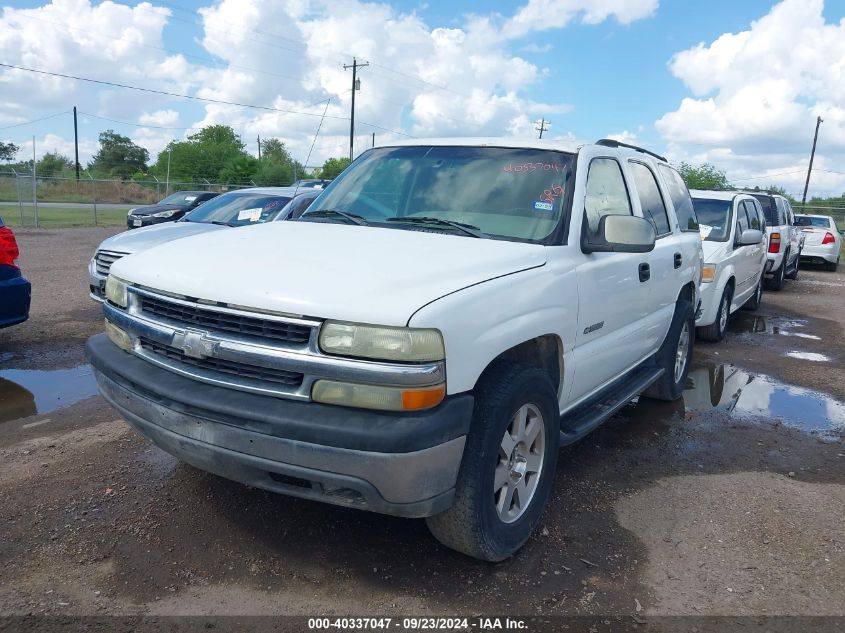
[0, 205, 127, 228]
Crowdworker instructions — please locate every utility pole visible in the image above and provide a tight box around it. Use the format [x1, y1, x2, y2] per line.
[257, 135, 261, 161]
[32, 136, 39, 228]
[73, 106, 80, 181]
[343, 57, 368, 161]
[165, 145, 172, 196]
[535, 118, 550, 139]
[801, 116, 823, 207]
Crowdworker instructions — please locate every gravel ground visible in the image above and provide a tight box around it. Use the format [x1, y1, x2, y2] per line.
[0, 228, 843, 629]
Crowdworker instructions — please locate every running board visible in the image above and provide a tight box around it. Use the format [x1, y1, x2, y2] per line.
[559, 364, 665, 447]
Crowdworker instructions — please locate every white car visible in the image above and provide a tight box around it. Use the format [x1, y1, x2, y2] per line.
[87, 138, 702, 561]
[691, 190, 767, 342]
[88, 187, 320, 301]
[746, 192, 803, 290]
[795, 214, 841, 271]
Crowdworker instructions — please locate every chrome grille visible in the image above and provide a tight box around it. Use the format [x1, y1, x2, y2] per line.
[138, 293, 313, 345]
[95, 250, 128, 277]
[139, 337, 304, 388]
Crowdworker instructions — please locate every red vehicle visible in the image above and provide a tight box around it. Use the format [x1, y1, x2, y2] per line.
[0, 217, 31, 328]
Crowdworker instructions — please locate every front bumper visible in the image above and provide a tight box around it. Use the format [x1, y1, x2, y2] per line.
[0, 266, 31, 329]
[127, 214, 175, 229]
[86, 334, 473, 517]
[695, 274, 721, 327]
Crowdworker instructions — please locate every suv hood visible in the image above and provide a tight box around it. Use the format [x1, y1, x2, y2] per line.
[111, 221, 547, 325]
[99, 222, 226, 255]
[130, 204, 186, 216]
[701, 239, 730, 263]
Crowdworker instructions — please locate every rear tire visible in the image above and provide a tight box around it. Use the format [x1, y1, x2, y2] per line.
[426, 362, 559, 562]
[642, 299, 694, 402]
[697, 286, 732, 343]
[766, 256, 786, 291]
[825, 258, 839, 272]
[785, 253, 799, 280]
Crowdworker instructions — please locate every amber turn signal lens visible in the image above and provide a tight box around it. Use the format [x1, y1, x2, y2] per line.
[401, 385, 446, 411]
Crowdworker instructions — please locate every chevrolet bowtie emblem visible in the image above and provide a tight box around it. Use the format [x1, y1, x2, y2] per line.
[172, 330, 218, 360]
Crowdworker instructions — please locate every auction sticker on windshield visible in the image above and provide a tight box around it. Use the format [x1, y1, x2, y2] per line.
[237, 208, 262, 222]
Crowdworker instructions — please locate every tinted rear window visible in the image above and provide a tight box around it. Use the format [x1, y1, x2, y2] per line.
[751, 195, 779, 225]
[795, 215, 831, 228]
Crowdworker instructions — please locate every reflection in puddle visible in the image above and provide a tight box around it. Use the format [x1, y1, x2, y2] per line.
[684, 363, 845, 437]
[728, 314, 816, 338]
[0, 365, 99, 424]
[785, 351, 831, 362]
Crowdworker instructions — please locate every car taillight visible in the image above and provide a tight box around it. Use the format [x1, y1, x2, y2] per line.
[0, 226, 20, 268]
[822, 232, 836, 245]
[768, 232, 781, 254]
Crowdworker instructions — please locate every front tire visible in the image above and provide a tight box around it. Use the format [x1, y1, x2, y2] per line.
[642, 299, 694, 401]
[426, 362, 559, 561]
[697, 286, 732, 342]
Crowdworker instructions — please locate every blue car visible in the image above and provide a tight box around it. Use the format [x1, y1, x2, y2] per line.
[0, 217, 31, 329]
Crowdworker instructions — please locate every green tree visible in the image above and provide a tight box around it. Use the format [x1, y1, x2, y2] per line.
[260, 138, 292, 164]
[676, 162, 731, 191]
[318, 157, 351, 180]
[0, 141, 19, 162]
[151, 125, 249, 184]
[88, 130, 149, 179]
[36, 151, 74, 175]
[219, 155, 259, 185]
[253, 160, 293, 186]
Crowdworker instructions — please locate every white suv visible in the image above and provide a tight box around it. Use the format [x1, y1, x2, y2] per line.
[691, 190, 767, 341]
[87, 138, 702, 561]
[748, 192, 802, 290]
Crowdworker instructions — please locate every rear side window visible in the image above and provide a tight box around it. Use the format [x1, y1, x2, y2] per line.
[658, 165, 698, 231]
[584, 158, 633, 236]
[629, 162, 671, 236]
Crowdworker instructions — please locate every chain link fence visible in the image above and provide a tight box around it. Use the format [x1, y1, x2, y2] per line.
[0, 170, 263, 228]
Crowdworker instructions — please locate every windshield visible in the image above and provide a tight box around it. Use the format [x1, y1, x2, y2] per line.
[182, 193, 292, 227]
[159, 192, 203, 206]
[305, 146, 575, 242]
[795, 215, 831, 228]
[692, 198, 732, 241]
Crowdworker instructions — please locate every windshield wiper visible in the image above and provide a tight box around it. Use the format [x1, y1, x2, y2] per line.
[385, 216, 487, 238]
[207, 220, 234, 226]
[301, 209, 368, 225]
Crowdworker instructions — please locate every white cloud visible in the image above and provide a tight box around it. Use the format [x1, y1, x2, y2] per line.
[656, 0, 845, 195]
[503, 0, 658, 39]
[138, 110, 180, 127]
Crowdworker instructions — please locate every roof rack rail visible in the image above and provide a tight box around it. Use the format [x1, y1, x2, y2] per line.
[595, 139, 667, 163]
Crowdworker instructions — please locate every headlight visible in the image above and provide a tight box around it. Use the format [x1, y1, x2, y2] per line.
[105, 275, 128, 307]
[104, 319, 133, 351]
[701, 264, 716, 283]
[319, 321, 445, 362]
[127, 208, 137, 216]
[152, 209, 177, 218]
[312, 380, 445, 411]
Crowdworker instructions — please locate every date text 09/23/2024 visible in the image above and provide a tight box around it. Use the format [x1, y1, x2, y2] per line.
[307, 617, 528, 630]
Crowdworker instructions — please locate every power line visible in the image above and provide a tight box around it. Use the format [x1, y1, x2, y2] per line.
[732, 169, 807, 182]
[78, 111, 202, 131]
[0, 110, 70, 130]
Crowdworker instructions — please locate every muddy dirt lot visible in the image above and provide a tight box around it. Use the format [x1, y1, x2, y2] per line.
[1, 228, 844, 628]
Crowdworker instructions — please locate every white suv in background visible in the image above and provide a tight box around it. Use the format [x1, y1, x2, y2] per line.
[691, 190, 767, 342]
[747, 192, 803, 290]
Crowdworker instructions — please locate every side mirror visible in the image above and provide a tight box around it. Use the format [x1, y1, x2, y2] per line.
[737, 228, 763, 246]
[583, 214, 656, 254]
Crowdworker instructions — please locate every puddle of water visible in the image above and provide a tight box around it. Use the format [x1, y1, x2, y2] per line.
[728, 314, 812, 337]
[785, 351, 832, 362]
[684, 363, 845, 438]
[0, 365, 99, 424]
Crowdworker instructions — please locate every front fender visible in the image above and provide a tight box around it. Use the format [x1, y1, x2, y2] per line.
[408, 259, 579, 398]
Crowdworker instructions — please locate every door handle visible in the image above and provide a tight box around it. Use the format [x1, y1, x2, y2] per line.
[639, 263, 650, 282]
[674, 253, 682, 269]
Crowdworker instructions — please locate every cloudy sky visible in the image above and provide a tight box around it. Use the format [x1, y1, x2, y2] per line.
[1, 0, 844, 196]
